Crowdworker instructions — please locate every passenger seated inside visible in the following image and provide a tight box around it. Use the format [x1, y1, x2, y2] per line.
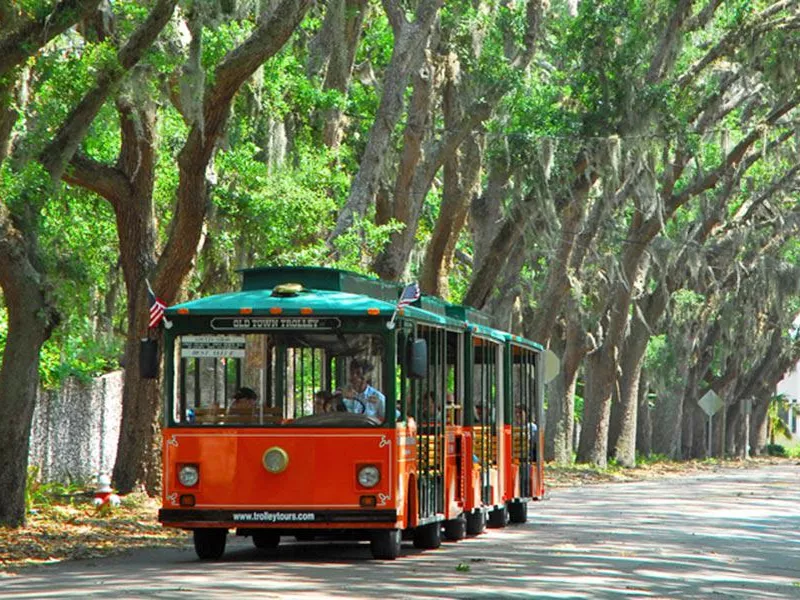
[342, 359, 386, 422]
[515, 404, 538, 460]
[315, 390, 347, 413]
[228, 386, 258, 419]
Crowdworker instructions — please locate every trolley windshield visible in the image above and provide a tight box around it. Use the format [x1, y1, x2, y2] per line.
[171, 330, 388, 427]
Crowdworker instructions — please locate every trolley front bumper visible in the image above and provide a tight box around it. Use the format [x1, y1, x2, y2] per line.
[159, 508, 398, 528]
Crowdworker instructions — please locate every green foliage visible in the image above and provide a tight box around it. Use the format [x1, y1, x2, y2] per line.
[765, 443, 786, 457]
[767, 394, 792, 444]
[635, 452, 671, 466]
[39, 334, 119, 388]
[208, 145, 346, 269]
[331, 216, 405, 273]
[25, 466, 88, 513]
[202, 20, 255, 74]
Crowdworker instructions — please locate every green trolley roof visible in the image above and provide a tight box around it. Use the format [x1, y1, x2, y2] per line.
[165, 266, 539, 340]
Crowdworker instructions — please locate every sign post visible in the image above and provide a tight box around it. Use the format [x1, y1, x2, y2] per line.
[743, 398, 752, 459]
[698, 390, 724, 458]
[543, 350, 560, 384]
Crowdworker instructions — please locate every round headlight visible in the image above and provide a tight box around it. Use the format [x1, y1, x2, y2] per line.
[262, 447, 289, 474]
[357, 465, 380, 488]
[178, 464, 199, 487]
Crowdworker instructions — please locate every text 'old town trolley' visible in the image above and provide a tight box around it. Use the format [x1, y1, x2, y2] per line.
[155, 267, 545, 560]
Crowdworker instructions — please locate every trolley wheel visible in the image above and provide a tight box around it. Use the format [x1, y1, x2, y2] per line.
[193, 528, 227, 560]
[465, 510, 485, 536]
[487, 506, 508, 528]
[507, 500, 528, 524]
[252, 530, 280, 549]
[371, 528, 401, 560]
[443, 515, 467, 541]
[413, 521, 442, 549]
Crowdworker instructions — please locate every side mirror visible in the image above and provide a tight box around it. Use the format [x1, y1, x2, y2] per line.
[139, 338, 159, 379]
[407, 338, 428, 379]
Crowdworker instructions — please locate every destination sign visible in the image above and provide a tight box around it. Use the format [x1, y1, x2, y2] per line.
[210, 317, 341, 331]
[181, 335, 246, 358]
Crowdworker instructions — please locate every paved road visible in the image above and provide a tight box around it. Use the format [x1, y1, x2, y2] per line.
[2, 464, 799, 599]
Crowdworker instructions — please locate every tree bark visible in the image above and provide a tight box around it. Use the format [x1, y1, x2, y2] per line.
[470, 160, 512, 273]
[110, 0, 312, 493]
[544, 299, 588, 464]
[419, 53, 483, 297]
[635, 369, 652, 457]
[39, 0, 179, 182]
[371, 53, 435, 280]
[0, 203, 59, 526]
[608, 286, 668, 466]
[0, 0, 102, 78]
[330, 0, 443, 241]
[320, 0, 369, 149]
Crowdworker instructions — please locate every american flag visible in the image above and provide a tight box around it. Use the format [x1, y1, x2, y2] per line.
[397, 282, 420, 309]
[146, 280, 166, 329]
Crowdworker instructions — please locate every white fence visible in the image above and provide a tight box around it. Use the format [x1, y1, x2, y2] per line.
[28, 371, 123, 483]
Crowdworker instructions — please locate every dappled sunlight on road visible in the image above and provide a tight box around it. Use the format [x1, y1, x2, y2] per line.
[2, 465, 799, 599]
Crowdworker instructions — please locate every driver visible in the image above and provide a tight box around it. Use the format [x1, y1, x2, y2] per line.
[342, 359, 386, 421]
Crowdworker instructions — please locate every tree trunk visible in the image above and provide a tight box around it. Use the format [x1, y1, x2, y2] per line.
[652, 378, 687, 458]
[0, 205, 59, 526]
[330, 0, 442, 241]
[543, 333, 566, 463]
[545, 310, 586, 464]
[66, 0, 312, 494]
[470, 161, 511, 273]
[111, 101, 161, 493]
[607, 316, 648, 466]
[750, 396, 770, 455]
[635, 370, 652, 457]
[419, 53, 482, 298]
[372, 54, 434, 281]
[320, 0, 368, 149]
[578, 349, 615, 467]
[485, 236, 527, 332]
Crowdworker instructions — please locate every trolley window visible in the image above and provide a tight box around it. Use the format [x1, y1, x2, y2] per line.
[172, 331, 388, 427]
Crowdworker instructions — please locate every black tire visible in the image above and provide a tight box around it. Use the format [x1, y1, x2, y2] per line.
[371, 529, 401, 560]
[413, 521, 442, 549]
[442, 515, 467, 541]
[252, 530, 280, 549]
[465, 510, 485, 536]
[487, 506, 508, 528]
[507, 500, 528, 524]
[193, 528, 227, 560]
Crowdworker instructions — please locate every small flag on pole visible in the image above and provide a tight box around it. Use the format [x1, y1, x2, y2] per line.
[146, 279, 167, 329]
[387, 282, 420, 329]
[397, 282, 420, 308]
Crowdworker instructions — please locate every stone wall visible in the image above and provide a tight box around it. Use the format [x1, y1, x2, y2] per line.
[28, 371, 123, 483]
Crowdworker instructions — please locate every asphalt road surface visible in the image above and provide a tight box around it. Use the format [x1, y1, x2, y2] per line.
[2, 464, 799, 599]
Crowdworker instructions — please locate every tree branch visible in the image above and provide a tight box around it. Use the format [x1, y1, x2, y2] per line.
[669, 96, 800, 213]
[158, 0, 313, 299]
[63, 154, 131, 207]
[381, 0, 407, 34]
[645, 0, 693, 84]
[677, 0, 794, 91]
[39, 0, 178, 181]
[0, 0, 102, 78]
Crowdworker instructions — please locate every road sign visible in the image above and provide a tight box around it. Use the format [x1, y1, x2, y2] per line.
[544, 350, 560, 383]
[698, 390, 724, 417]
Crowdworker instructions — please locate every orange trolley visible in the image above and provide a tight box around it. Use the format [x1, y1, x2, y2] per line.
[155, 267, 544, 559]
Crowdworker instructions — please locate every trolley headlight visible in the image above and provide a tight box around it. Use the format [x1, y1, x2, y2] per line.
[178, 464, 199, 487]
[262, 446, 289, 474]
[357, 465, 381, 488]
